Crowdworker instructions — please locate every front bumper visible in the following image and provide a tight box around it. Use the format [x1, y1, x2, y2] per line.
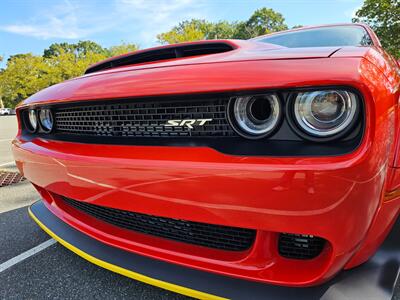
[13, 134, 389, 286]
[29, 200, 400, 299]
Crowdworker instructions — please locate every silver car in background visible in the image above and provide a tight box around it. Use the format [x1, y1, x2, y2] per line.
[0, 108, 15, 115]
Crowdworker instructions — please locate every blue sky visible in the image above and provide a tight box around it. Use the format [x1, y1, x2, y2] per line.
[0, 0, 363, 67]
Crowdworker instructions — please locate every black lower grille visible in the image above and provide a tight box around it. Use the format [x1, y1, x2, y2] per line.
[54, 98, 236, 138]
[278, 233, 326, 259]
[61, 196, 256, 251]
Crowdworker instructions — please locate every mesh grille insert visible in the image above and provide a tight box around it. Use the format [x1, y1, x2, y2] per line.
[278, 233, 326, 259]
[61, 196, 256, 251]
[54, 98, 236, 138]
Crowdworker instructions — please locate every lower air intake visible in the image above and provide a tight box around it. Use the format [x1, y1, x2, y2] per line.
[61, 196, 256, 251]
[278, 233, 326, 259]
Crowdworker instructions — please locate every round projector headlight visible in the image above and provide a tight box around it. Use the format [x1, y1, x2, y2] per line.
[39, 109, 54, 133]
[228, 94, 282, 139]
[291, 90, 358, 138]
[27, 109, 38, 132]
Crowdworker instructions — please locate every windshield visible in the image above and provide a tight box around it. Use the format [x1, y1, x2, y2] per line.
[255, 25, 373, 48]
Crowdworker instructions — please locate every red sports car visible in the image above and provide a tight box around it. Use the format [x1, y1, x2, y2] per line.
[13, 23, 400, 298]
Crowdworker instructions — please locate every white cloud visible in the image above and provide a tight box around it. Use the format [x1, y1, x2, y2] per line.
[1, 0, 95, 39]
[0, 0, 207, 44]
[112, 0, 207, 46]
[119, 0, 197, 20]
[344, 5, 361, 19]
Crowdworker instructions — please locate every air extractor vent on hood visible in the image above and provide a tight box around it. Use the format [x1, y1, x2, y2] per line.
[85, 42, 235, 74]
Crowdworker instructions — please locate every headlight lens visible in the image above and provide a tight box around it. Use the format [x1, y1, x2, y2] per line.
[39, 109, 54, 133]
[28, 109, 38, 132]
[293, 90, 358, 137]
[229, 94, 281, 139]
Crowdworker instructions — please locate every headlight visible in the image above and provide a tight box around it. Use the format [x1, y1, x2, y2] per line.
[39, 108, 54, 133]
[27, 109, 38, 132]
[290, 90, 358, 139]
[228, 94, 282, 139]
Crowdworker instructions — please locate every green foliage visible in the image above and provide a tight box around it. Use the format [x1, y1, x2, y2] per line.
[157, 7, 288, 44]
[234, 8, 288, 39]
[44, 50, 107, 83]
[207, 21, 239, 39]
[0, 41, 139, 108]
[157, 20, 210, 44]
[43, 40, 107, 58]
[291, 25, 303, 29]
[353, 0, 400, 58]
[107, 43, 139, 56]
[0, 54, 49, 107]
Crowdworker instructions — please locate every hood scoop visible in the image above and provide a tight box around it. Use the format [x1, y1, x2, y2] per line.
[85, 42, 235, 74]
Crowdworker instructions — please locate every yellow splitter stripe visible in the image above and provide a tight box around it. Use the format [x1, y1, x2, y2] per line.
[29, 207, 227, 300]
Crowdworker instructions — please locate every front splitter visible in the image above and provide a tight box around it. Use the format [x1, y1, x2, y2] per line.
[29, 200, 399, 300]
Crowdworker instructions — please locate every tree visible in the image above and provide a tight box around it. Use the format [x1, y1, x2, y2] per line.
[0, 54, 49, 107]
[75, 41, 106, 57]
[43, 42, 76, 58]
[207, 21, 239, 39]
[157, 20, 211, 44]
[353, 0, 400, 58]
[7, 53, 33, 62]
[157, 7, 288, 44]
[234, 8, 288, 39]
[0, 40, 141, 108]
[43, 41, 106, 58]
[44, 50, 107, 83]
[107, 43, 139, 56]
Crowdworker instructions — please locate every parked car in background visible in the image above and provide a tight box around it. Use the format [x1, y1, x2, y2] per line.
[0, 108, 13, 115]
[14, 23, 400, 297]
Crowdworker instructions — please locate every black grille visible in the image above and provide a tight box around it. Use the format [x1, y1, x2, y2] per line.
[61, 196, 256, 251]
[54, 98, 236, 138]
[278, 233, 326, 259]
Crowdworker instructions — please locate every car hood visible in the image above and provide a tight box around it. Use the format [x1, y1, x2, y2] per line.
[83, 40, 341, 77]
[22, 40, 372, 106]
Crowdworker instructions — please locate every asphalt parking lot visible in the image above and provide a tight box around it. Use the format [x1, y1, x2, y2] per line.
[0, 115, 399, 300]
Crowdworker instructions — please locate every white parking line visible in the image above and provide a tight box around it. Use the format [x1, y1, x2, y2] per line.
[0, 161, 15, 167]
[0, 239, 57, 273]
